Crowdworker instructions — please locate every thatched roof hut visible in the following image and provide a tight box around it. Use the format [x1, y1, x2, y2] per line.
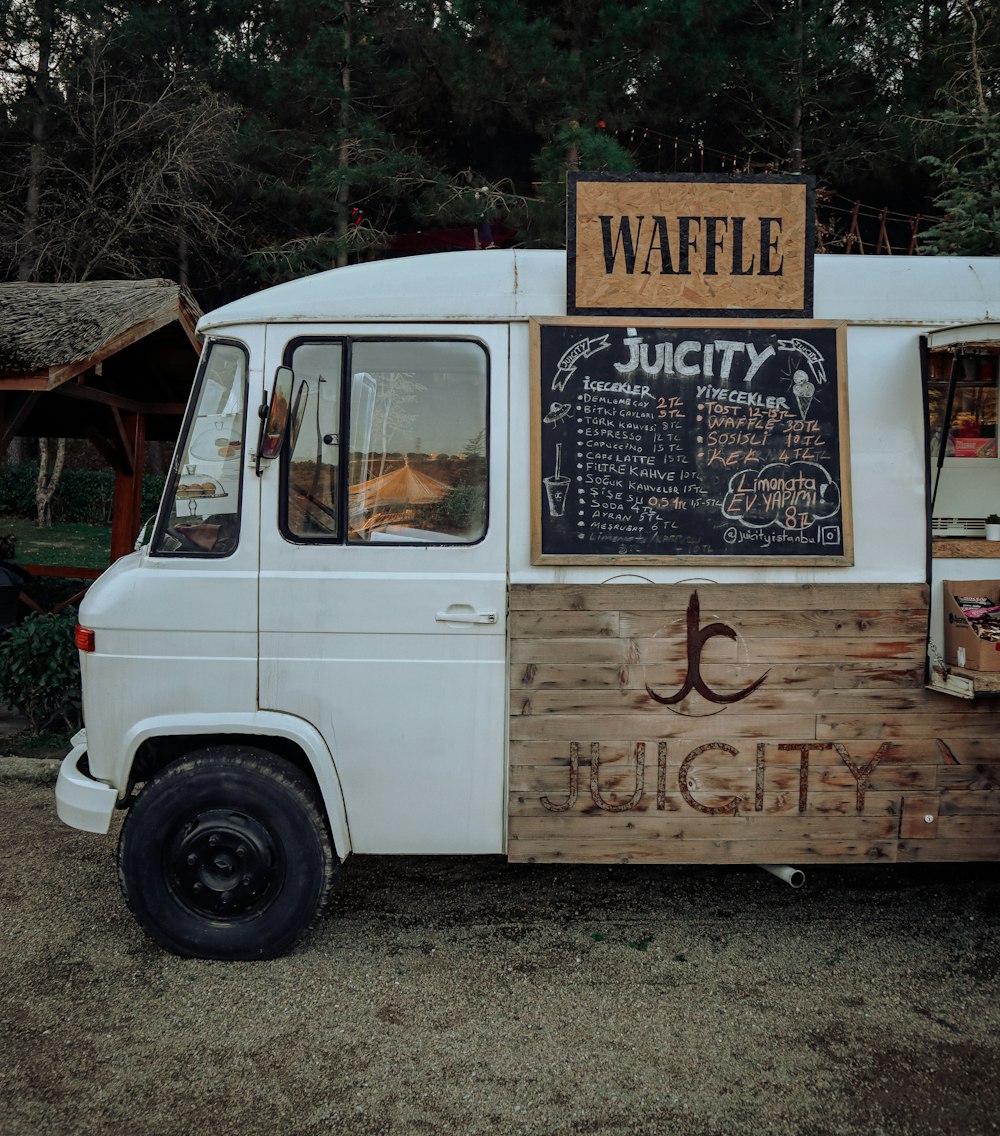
[0, 278, 202, 561]
[0, 279, 200, 376]
[0, 279, 200, 438]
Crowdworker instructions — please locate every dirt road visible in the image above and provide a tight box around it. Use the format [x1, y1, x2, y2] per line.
[1, 773, 998, 1136]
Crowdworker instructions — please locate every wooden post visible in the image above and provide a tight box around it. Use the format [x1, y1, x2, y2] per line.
[109, 411, 146, 562]
[908, 214, 921, 255]
[875, 207, 893, 254]
[845, 201, 864, 254]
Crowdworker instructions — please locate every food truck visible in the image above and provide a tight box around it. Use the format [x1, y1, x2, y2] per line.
[54, 178, 1000, 959]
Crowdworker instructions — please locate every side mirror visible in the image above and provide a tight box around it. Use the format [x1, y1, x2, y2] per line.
[256, 367, 310, 477]
[260, 366, 295, 461]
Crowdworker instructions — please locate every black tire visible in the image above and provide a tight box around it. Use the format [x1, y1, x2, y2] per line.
[117, 746, 337, 960]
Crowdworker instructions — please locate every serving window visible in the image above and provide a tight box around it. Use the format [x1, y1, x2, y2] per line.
[926, 326, 1000, 539]
[928, 349, 998, 461]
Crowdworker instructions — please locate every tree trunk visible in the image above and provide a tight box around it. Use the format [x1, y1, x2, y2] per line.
[178, 227, 190, 288]
[335, 0, 352, 269]
[36, 437, 66, 527]
[18, 0, 53, 284]
[788, 0, 804, 172]
[12, 2, 53, 470]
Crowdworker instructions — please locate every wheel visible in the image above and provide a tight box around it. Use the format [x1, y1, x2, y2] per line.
[117, 746, 337, 960]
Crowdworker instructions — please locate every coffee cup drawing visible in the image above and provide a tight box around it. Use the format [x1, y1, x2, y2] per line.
[544, 443, 570, 517]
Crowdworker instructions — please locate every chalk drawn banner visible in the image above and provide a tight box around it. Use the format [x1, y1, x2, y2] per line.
[530, 318, 852, 565]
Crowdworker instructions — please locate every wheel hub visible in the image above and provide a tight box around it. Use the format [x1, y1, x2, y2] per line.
[168, 809, 282, 918]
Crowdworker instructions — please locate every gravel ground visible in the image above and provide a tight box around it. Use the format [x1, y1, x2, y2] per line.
[1, 768, 999, 1136]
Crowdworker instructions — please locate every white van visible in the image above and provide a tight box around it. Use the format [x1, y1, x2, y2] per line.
[56, 250, 1000, 959]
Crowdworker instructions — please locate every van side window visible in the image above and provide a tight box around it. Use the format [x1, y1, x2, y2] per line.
[348, 341, 488, 544]
[152, 341, 247, 557]
[281, 339, 489, 545]
[284, 342, 344, 539]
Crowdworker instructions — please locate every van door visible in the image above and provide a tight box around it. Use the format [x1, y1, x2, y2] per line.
[257, 326, 509, 854]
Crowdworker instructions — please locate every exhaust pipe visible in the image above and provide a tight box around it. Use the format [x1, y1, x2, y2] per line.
[758, 863, 806, 888]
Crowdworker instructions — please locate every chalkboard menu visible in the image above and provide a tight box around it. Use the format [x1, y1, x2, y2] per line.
[531, 318, 852, 564]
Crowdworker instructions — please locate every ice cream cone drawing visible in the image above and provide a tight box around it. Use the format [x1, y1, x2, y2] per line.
[792, 369, 816, 419]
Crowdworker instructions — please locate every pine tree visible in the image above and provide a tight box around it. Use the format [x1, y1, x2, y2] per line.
[920, 0, 1000, 254]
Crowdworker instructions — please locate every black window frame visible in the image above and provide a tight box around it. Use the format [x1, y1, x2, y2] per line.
[149, 336, 250, 560]
[278, 335, 491, 548]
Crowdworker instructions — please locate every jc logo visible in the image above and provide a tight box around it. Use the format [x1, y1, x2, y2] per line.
[645, 591, 769, 709]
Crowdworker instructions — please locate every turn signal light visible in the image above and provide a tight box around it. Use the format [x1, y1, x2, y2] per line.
[75, 624, 96, 652]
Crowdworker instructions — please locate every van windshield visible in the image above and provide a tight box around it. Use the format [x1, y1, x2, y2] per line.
[151, 341, 248, 557]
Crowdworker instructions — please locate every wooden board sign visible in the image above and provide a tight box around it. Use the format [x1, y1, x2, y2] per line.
[568, 172, 815, 317]
[531, 318, 852, 565]
[508, 583, 1000, 866]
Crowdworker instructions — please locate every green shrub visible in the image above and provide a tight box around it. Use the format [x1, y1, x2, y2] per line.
[0, 463, 38, 517]
[142, 475, 166, 520]
[0, 464, 167, 525]
[0, 610, 82, 730]
[54, 468, 114, 523]
[31, 576, 92, 611]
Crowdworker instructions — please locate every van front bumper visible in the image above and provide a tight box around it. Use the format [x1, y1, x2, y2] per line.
[55, 730, 118, 834]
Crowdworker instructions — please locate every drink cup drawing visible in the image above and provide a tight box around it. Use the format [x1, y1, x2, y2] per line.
[544, 443, 570, 517]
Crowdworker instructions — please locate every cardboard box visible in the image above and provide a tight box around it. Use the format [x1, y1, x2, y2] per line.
[943, 579, 1000, 671]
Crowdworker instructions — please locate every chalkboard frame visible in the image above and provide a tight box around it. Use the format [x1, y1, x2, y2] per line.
[530, 317, 853, 566]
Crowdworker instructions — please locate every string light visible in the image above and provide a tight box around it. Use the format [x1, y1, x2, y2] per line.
[605, 124, 941, 251]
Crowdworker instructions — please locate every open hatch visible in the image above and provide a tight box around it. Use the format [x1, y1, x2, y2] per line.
[926, 322, 1000, 697]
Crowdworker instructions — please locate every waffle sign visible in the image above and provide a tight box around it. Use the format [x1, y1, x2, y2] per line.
[567, 172, 815, 318]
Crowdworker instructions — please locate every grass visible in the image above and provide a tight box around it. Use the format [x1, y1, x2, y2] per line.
[0, 725, 73, 759]
[0, 517, 111, 569]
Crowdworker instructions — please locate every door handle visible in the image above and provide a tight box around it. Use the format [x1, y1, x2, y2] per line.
[435, 607, 498, 625]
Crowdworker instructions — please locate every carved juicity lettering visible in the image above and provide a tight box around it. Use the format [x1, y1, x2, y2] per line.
[678, 742, 741, 816]
[591, 741, 645, 812]
[778, 742, 833, 813]
[833, 741, 891, 813]
[542, 740, 891, 817]
[656, 741, 668, 811]
[540, 740, 578, 813]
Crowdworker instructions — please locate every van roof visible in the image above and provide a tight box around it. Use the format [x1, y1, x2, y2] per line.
[198, 249, 1000, 332]
[200, 249, 566, 330]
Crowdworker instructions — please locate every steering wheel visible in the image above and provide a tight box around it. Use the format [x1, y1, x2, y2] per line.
[165, 526, 209, 552]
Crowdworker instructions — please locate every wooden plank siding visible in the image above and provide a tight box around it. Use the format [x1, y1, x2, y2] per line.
[507, 583, 1000, 864]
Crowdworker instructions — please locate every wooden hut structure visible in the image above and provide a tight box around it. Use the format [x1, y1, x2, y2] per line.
[0, 279, 201, 566]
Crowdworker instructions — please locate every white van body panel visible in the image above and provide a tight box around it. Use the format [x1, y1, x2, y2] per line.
[59, 250, 1000, 856]
[56, 733, 116, 832]
[115, 711, 352, 854]
[256, 322, 510, 854]
[75, 323, 264, 797]
[197, 249, 1000, 331]
[78, 551, 259, 782]
[56, 712, 353, 855]
[199, 249, 567, 327]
